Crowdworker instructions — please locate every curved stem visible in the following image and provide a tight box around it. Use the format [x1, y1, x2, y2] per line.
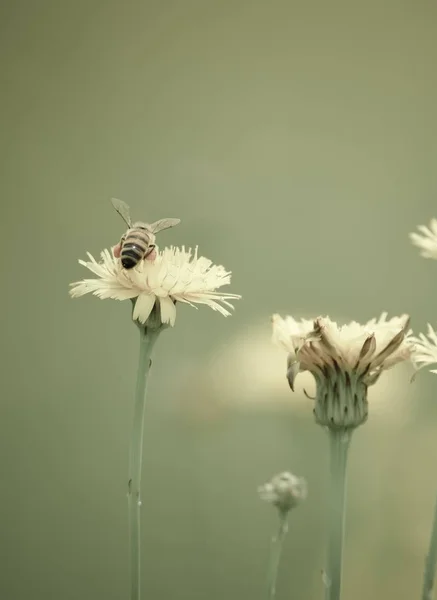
[128, 326, 161, 600]
[324, 429, 352, 600]
[421, 489, 437, 600]
[266, 510, 289, 600]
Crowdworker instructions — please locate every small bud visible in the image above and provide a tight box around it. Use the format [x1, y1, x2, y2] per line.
[258, 471, 307, 513]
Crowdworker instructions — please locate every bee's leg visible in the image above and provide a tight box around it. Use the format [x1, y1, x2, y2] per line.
[145, 244, 157, 261]
[113, 236, 125, 258]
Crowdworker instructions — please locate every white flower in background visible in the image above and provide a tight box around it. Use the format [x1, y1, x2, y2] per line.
[259, 472, 307, 513]
[70, 246, 241, 326]
[410, 324, 437, 375]
[409, 219, 437, 259]
[272, 313, 412, 384]
[272, 313, 413, 429]
[177, 321, 411, 419]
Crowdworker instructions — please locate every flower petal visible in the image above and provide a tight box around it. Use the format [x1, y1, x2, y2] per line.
[410, 220, 437, 259]
[133, 294, 156, 324]
[159, 296, 177, 326]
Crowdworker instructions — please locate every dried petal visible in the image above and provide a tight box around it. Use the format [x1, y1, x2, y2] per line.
[286, 356, 301, 391]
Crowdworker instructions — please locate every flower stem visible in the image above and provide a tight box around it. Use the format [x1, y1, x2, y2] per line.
[128, 325, 161, 600]
[421, 488, 437, 600]
[324, 429, 352, 600]
[266, 510, 289, 600]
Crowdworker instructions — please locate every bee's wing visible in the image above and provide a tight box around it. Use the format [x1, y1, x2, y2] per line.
[149, 218, 181, 233]
[111, 197, 132, 227]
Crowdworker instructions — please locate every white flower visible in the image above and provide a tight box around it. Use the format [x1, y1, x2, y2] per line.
[409, 219, 437, 259]
[410, 324, 437, 374]
[272, 313, 413, 429]
[70, 246, 241, 326]
[273, 313, 412, 384]
[258, 472, 307, 513]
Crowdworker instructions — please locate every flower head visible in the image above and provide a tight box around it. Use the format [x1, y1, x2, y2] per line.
[409, 219, 437, 259]
[258, 471, 307, 514]
[272, 313, 413, 430]
[410, 324, 437, 375]
[70, 246, 241, 326]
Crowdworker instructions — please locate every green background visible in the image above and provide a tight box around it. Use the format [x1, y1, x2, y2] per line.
[2, 1, 437, 598]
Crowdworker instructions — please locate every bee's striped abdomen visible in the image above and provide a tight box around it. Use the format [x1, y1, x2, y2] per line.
[120, 229, 150, 269]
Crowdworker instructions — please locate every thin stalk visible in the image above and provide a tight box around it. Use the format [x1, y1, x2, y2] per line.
[421, 489, 437, 600]
[324, 429, 352, 600]
[266, 510, 289, 600]
[128, 326, 161, 600]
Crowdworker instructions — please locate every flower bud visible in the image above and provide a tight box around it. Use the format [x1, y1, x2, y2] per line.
[258, 471, 307, 513]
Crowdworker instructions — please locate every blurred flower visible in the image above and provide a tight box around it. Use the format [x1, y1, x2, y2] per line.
[259, 471, 307, 513]
[208, 326, 311, 405]
[411, 324, 437, 375]
[70, 246, 241, 326]
[409, 219, 437, 259]
[272, 313, 413, 429]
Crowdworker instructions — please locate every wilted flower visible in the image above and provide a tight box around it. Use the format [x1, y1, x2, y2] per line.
[258, 471, 307, 513]
[409, 219, 437, 260]
[410, 324, 437, 375]
[272, 313, 413, 430]
[70, 246, 241, 326]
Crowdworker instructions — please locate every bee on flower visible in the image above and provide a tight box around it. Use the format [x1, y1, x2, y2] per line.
[110, 197, 181, 268]
[70, 245, 241, 326]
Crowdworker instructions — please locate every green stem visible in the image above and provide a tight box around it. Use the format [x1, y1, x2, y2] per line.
[128, 326, 161, 600]
[421, 489, 437, 600]
[324, 429, 352, 600]
[266, 510, 289, 600]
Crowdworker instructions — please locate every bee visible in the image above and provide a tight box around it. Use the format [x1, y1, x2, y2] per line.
[111, 197, 181, 269]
